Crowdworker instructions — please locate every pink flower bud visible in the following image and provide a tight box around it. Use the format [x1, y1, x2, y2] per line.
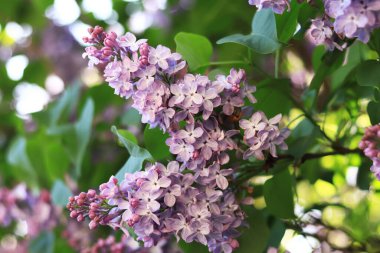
[130, 198, 139, 208]
[230, 239, 239, 249]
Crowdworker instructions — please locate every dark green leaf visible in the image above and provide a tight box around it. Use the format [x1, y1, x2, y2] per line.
[238, 207, 270, 253]
[144, 126, 171, 160]
[179, 241, 209, 253]
[217, 9, 280, 54]
[276, 1, 301, 43]
[175, 32, 213, 71]
[357, 159, 371, 190]
[310, 50, 345, 90]
[51, 180, 72, 207]
[367, 101, 380, 125]
[253, 79, 292, 117]
[264, 169, 295, 219]
[356, 60, 380, 88]
[267, 218, 286, 248]
[368, 28, 380, 55]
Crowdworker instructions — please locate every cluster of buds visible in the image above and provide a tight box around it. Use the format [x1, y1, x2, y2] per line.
[359, 124, 380, 180]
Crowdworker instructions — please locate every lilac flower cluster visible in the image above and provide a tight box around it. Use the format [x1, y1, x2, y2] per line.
[248, 0, 290, 14]
[74, 27, 290, 252]
[68, 162, 244, 253]
[0, 184, 57, 236]
[0, 184, 58, 253]
[82, 27, 288, 162]
[308, 0, 380, 49]
[359, 124, 380, 180]
[240, 112, 290, 160]
[81, 235, 170, 253]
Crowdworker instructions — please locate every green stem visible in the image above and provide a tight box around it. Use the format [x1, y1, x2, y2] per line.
[275, 48, 280, 78]
[200, 60, 250, 68]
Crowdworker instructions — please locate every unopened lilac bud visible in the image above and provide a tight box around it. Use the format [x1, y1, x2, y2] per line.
[77, 214, 84, 222]
[139, 43, 149, 56]
[89, 220, 98, 229]
[139, 56, 148, 66]
[87, 189, 96, 198]
[230, 239, 239, 249]
[102, 47, 113, 57]
[104, 38, 114, 47]
[130, 198, 139, 208]
[70, 210, 78, 218]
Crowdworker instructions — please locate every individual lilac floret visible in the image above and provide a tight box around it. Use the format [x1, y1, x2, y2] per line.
[308, 18, 336, 50]
[248, 0, 290, 14]
[359, 124, 380, 180]
[68, 162, 245, 253]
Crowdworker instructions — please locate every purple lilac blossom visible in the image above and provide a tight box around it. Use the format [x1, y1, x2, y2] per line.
[68, 162, 244, 253]
[308, 0, 380, 49]
[76, 27, 291, 253]
[248, 0, 290, 14]
[359, 124, 380, 180]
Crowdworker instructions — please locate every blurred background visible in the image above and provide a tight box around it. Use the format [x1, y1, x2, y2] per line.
[0, 0, 379, 253]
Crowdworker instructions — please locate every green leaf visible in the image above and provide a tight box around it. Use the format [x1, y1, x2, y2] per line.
[264, 169, 295, 219]
[356, 60, 380, 88]
[267, 218, 286, 248]
[368, 28, 380, 55]
[121, 108, 142, 126]
[117, 129, 138, 145]
[367, 101, 380, 125]
[49, 83, 80, 126]
[111, 126, 153, 181]
[68, 98, 95, 178]
[238, 207, 270, 253]
[357, 159, 371, 190]
[275, 1, 301, 43]
[253, 79, 292, 117]
[29, 231, 55, 253]
[217, 9, 280, 54]
[144, 126, 171, 160]
[51, 180, 72, 207]
[288, 119, 321, 159]
[179, 241, 209, 253]
[6, 137, 38, 188]
[26, 134, 70, 187]
[309, 50, 345, 107]
[310, 50, 345, 91]
[175, 32, 213, 71]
